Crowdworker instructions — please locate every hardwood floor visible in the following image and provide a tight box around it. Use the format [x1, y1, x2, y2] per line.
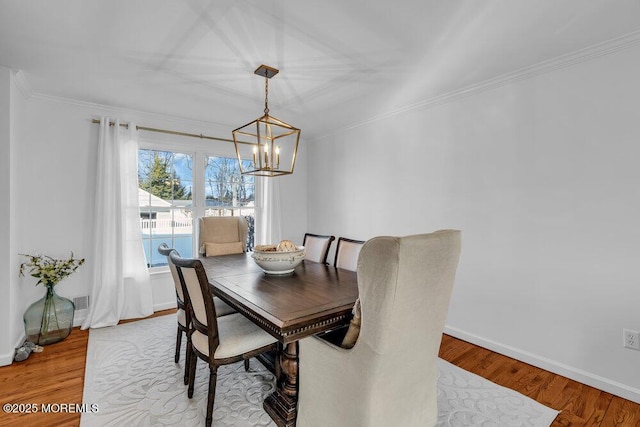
[0, 312, 638, 426]
[0, 310, 171, 427]
[438, 335, 640, 426]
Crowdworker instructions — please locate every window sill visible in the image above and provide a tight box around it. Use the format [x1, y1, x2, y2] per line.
[149, 266, 170, 276]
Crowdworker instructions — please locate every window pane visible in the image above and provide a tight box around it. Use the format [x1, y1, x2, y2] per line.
[139, 149, 194, 267]
[204, 156, 255, 250]
[138, 150, 192, 204]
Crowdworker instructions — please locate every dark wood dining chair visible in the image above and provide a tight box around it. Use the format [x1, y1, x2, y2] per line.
[170, 252, 278, 427]
[334, 237, 365, 271]
[302, 233, 335, 264]
[157, 244, 236, 384]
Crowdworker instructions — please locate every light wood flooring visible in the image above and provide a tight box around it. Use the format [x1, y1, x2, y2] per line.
[0, 309, 638, 426]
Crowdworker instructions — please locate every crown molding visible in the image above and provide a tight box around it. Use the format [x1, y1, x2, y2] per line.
[5, 68, 235, 135]
[314, 29, 640, 141]
[12, 69, 34, 99]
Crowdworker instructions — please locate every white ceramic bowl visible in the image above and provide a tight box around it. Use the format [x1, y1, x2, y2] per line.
[252, 245, 305, 275]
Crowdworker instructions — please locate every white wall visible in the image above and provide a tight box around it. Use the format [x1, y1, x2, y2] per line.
[9, 72, 27, 362]
[307, 45, 640, 402]
[0, 68, 29, 365]
[278, 141, 308, 245]
[15, 96, 98, 330]
[0, 67, 13, 363]
[3, 91, 307, 365]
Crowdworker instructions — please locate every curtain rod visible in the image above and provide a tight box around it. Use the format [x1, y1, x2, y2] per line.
[90, 118, 243, 144]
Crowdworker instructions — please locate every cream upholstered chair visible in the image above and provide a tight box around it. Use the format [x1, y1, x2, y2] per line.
[297, 230, 461, 427]
[197, 216, 248, 256]
[333, 237, 365, 271]
[302, 233, 335, 264]
[170, 252, 278, 427]
[157, 244, 236, 383]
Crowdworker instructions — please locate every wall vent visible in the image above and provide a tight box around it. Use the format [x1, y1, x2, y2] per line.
[73, 296, 89, 311]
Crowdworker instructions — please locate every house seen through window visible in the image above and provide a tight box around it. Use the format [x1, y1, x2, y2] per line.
[138, 148, 254, 267]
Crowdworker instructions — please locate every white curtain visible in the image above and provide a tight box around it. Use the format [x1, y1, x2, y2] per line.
[254, 176, 283, 245]
[82, 118, 153, 329]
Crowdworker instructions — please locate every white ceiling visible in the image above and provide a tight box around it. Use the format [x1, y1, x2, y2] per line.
[2, 0, 640, 139]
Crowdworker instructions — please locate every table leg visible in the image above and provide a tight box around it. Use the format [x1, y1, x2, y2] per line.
[264, 341, 298, 427]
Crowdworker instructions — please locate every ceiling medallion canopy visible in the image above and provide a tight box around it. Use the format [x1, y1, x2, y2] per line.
[232, 65, 301, 177]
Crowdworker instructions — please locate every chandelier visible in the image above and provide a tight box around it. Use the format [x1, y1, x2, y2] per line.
[232, 65, 300, 177]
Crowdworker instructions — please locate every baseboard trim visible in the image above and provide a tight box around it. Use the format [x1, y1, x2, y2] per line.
[0, 333, 27, 367]
[153, 302, 177, 312]
[73, 310, 87, 327]
[443, 325, 640, 404]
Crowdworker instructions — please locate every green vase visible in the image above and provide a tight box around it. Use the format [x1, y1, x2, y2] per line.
[23, 283, 75, 345]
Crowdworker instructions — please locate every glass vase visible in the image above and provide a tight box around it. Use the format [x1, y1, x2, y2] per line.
[23, 283, 75, 345]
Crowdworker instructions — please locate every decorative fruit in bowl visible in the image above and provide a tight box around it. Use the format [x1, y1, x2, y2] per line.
[277, 240, 297, 252]
[252, 240, 305, 275]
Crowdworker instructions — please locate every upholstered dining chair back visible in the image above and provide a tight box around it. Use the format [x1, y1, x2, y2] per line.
[157, 243, 188, 365]
[302, 233, 335, 264]
[170, 254, 219, 346]
[158, 243, 185, 306]
[297, 230, 462, 427]
[198, 216, 248, 256]
[334, 237, 365, 271]
[158, 242, 235, 325]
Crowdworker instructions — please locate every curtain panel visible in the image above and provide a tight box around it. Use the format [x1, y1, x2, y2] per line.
[82, 118, 153, 329]
[254, 176, 283, 246]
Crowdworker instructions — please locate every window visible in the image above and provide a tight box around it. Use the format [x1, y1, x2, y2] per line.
[138, 149, 193, 267]
[204, 156, 256, 251]
[138, 147, 255, 268]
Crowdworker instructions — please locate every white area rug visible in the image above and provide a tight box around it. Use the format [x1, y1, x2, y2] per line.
[436, 359, 558, 426]
[81, 315, 558, 426]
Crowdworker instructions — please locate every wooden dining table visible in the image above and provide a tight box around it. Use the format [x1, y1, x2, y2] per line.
[200, 253, 359, 427]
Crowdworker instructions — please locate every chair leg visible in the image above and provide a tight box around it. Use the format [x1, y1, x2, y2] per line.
[244, 359, 250, 371]
[175, 327, 182, 363]
[205, 366, 218, 427]
[183, 337, 191, 385]
[187, 348, 197, 398]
